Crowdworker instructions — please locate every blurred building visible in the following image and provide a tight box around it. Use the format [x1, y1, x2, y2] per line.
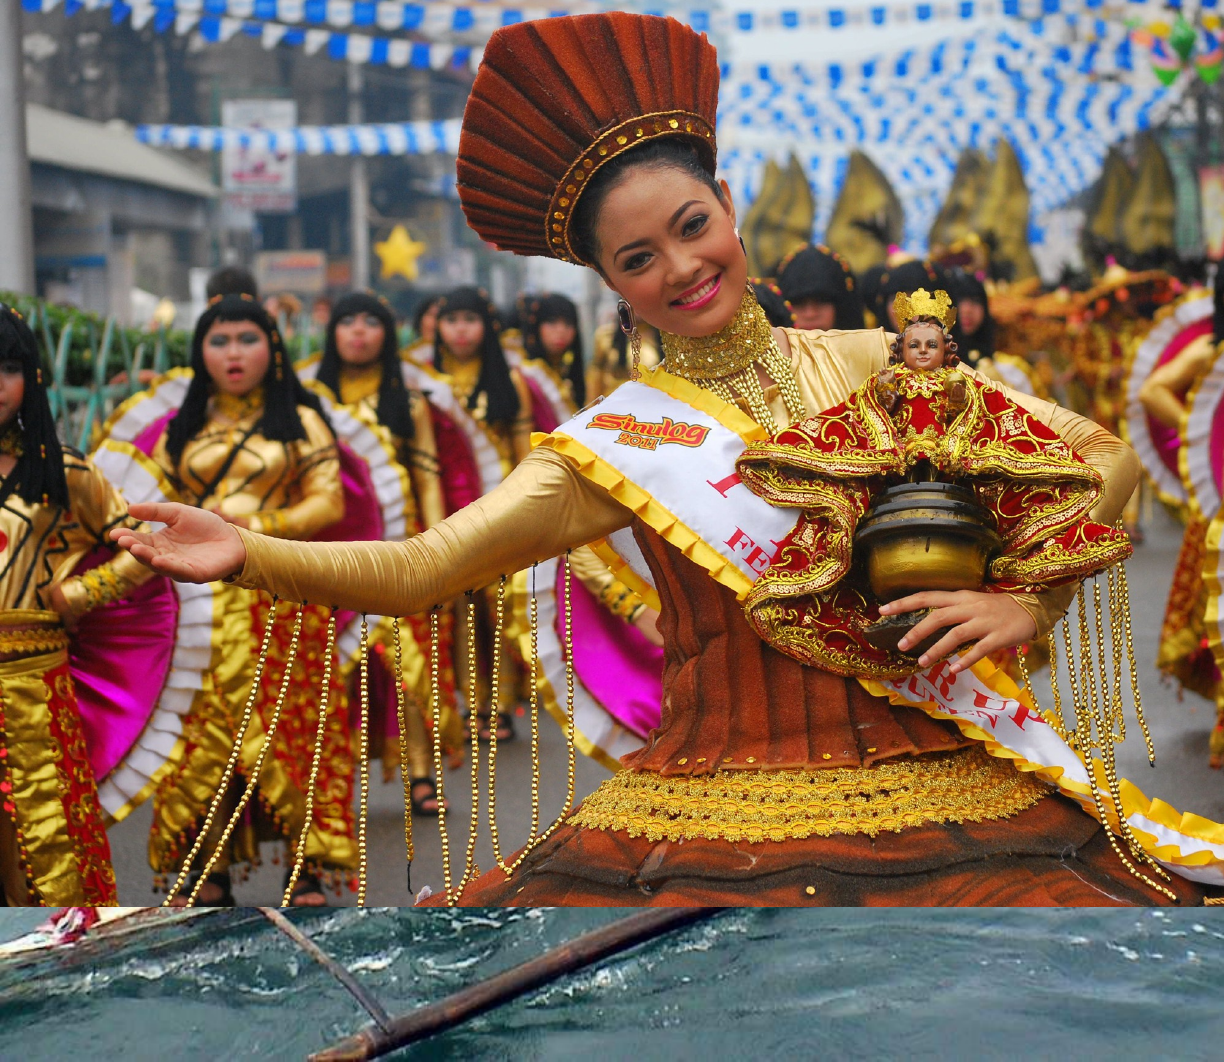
[27, 103, 218, 321]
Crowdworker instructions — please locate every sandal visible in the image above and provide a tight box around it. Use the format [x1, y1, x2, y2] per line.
[283, 868, 329, 907]
[410, 776, 447, 816]
[170, 870, 234, 907]
[474, 710, 516, 744]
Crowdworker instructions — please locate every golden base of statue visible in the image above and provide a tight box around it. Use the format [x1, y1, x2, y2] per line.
[855, 481, 1001, 658]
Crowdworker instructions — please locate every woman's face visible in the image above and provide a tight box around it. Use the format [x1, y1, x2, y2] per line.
[900, 322, 947, 371]
[419, 302, 440, 344]
[202, 319, 271, 397]
[334, 312, 386, 367]
[957, 298, 985, 335]
[594, 167, 746, 338]
[438, 310, 485, 362]
[539, 318, 577, 357]
[791, 297, 837, 331]
[0, 356, 25, 432]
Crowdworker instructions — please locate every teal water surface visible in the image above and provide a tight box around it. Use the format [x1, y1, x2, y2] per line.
[2, 908, 1222, 1061]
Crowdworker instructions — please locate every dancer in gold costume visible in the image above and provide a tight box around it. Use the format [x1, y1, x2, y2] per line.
[114, 15, 1220, 906]
[0, 306, 151, 905]
[144, 296, 356, 905]
[310, 292, 455, 813]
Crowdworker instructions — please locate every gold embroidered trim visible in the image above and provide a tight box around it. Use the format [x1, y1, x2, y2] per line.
[0, 627, 70, 657]
[74, 565, 127, 612]
[570, 745, 1046, 843]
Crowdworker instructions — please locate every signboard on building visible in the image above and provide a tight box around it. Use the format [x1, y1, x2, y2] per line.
[255, 251, 327, 295]
[221, 99, 297, 214]
[1201, 166, 1224, 260]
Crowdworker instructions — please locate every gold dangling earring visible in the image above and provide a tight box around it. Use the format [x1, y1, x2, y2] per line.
[617, 299, 642, 382]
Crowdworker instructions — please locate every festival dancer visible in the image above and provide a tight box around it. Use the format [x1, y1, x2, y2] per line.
[142, 295, 357, 906]
[404, 295, 443, 366]
[523, 293, 588, 414]
[0, 305, 147, 906]
[775, 244, 865, 331]
[307, 292, 455, 813]
[115, 14, 1224, 905]
[434, 286, 534, 742]
[1141, 283, 1224, 763]
[949, 271, 1046, 397]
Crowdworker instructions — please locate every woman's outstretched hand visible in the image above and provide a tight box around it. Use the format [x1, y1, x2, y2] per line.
[881, 590, 1037, 674]
[110, 502, 247, 583]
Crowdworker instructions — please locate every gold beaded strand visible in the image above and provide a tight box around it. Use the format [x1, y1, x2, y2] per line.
[187, 604, 306, 906]
[486, 577, 508, 867]
[283, 609, 337, 906]
[163, 597, 282, 906]
[428, 606, 454, 904]
[458, 592, 482, 895]
[357, 616, 371, 906]
[391, 618, 414, 876]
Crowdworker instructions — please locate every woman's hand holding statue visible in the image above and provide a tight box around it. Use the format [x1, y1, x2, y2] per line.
[882, 590, 1038, 674]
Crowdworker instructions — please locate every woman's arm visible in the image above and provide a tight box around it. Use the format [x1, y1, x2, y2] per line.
[406, 392, 447, 530]
[1138, 334, 1217, 430]
[116, 447, 632, 617]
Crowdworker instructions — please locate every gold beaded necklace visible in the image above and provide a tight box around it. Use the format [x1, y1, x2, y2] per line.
[660, 284, 806, 432]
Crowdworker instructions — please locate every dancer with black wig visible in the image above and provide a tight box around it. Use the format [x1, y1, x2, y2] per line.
[0, 306, 156, 905]
[523, 292, 588, 413]
[141, 295, 356, 906]
[307, 292, 456, 813]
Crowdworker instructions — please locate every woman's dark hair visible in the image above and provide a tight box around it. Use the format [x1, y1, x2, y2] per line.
[164, 295, 332, 469]
[526, 292, 586, 407]
[750, 278, 795, 328]
[205, 266, 259, 301]
[412, 294, 442, 339]
[948, 269, 996, 366]
[570, 139, 723, 268]
[317, 292, 415, 441]
[433, 286, 521, 426]
[774, 245, 864, 330]
[0, 305, 69, 509]
[1214, 270, 1224, 345]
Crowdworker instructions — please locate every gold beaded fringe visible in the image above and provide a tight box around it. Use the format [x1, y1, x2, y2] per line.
[1017, 553, 1173, 902]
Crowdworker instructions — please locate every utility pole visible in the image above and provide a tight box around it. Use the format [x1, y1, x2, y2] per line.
[0, 0, 35, 294]
[348, 62, 370, 291]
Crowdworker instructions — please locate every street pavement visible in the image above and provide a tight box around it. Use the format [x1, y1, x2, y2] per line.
[108, 499, 1224, 905]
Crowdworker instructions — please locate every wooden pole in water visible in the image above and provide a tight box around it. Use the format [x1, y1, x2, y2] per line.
[257, 908, 392, 1031]
[308, 907, 723, 1061]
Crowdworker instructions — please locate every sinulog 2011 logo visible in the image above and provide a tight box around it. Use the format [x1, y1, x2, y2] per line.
[587, 412, 712, 451]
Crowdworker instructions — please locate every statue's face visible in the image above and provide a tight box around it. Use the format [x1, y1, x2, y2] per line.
[900, 321, 946, 371]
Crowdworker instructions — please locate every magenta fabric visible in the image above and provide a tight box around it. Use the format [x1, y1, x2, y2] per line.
[558, 565, 663, 740]
[523, 373, 561, 433]
[133, 410, 176, 457]
[1150, 319, 1215, 479]
[69, 549, 179, 781]
[430, 406, 484, 514]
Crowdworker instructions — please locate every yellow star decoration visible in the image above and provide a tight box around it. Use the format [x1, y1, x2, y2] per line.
[374, 224, 428, 281]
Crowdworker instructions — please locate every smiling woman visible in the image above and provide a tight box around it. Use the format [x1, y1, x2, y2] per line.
[110, 14, 1224, 907]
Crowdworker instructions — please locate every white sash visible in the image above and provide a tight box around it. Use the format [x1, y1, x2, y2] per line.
[549, 379, 801, 595]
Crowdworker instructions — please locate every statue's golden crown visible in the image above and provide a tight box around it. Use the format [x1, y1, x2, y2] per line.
[893, 288, 956, 331]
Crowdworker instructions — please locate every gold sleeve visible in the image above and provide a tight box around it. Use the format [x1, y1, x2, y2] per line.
[405, 391, 446, 530]
[233, 447, 632, 615]
[1138, 333, 1217, 430]
[509, 368, 536, 467]
[248, 408, 345, 540]
[56, 456, 157, 617]
[969, 370, 1140, 638]
[569, 544, 647, 621]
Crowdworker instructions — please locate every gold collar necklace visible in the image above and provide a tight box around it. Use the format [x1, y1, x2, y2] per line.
[212, 386, 265, 422]
[660, 284, 805, 432]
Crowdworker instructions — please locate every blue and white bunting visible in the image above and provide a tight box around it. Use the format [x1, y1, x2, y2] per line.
[136, 117, 460, 154]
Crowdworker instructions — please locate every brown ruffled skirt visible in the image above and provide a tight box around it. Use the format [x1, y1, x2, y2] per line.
[422, 791, 1208, 907]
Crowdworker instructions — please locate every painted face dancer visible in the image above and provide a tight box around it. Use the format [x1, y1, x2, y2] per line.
[0, 306, 156, 906]
[115, 15, 1223, 904]
[137, 296, 356, 906]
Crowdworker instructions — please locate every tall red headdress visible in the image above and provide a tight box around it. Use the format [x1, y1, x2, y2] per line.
[457, 13, 721, 264]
